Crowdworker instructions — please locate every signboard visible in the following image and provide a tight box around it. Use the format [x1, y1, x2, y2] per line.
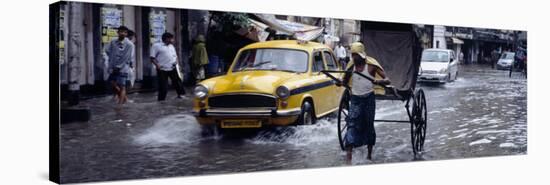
[101, 7, 123, 44]
[58, 4, 66, 65]
[149, 10, 167, 44]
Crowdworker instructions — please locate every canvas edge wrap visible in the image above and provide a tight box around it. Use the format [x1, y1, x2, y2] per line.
[50, 1, 62, 184]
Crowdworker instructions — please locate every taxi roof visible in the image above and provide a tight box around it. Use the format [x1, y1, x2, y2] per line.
[241, 40, 330, 52]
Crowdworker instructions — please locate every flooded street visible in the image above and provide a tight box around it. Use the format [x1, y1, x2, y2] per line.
[59, 64, 527, 183]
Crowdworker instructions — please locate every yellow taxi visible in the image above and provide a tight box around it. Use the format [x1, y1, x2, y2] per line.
[192, 40, 346, 129]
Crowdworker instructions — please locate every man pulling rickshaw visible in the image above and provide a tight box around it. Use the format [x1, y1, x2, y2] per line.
[337, 42, 391, 161]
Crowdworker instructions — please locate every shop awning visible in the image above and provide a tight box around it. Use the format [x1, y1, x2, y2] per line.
[452, 37, 464, 44]
[234, 19, 270, 42]
[323, 34, 340, 43]
[254, 14, 325, 41]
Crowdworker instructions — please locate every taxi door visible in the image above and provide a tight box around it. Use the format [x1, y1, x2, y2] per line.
[310, 50, 332, 116]
[321, 50, 343, 111]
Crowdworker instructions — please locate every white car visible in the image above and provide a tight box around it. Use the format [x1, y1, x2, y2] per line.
[418, 49, 459, 83]
[496, 52, 515, 70]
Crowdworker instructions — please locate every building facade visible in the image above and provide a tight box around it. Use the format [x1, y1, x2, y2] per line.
[53, 2, 210, 102]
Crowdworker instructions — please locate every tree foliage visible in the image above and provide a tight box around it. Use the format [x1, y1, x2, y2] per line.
[210, 12, 250, 32]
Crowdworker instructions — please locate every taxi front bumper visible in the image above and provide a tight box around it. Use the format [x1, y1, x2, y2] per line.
[192, 108, 302, 126]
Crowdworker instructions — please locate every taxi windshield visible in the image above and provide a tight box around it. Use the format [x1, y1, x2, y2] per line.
[232, 48, 309, 73]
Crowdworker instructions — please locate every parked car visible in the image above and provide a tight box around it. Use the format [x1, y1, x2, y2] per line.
[496, 52, 515, 70]
[418, 48, 459, 83]
[192, 40, 346, 130]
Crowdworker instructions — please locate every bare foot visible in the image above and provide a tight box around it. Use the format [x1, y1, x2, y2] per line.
[367, 145, 373, 160]
[346, 147, 353, 164]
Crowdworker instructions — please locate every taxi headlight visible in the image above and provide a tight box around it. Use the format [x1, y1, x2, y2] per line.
[194, 85, 209, 100]
[276, 86, 290, 99]
[439, 68, 448, 74]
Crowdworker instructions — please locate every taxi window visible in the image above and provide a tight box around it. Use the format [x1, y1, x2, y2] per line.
[323, 51, 337, 70]
[312, 51, 325, 72]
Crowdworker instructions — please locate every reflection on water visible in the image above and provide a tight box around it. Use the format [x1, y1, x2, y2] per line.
[60, 65, 527, 183]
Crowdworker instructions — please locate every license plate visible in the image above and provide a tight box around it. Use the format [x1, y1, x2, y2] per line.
[221, 120, 262, 128]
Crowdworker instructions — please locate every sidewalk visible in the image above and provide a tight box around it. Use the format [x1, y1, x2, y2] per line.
[61, 87, 195, 124]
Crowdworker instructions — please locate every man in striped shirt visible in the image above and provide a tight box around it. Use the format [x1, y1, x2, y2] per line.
[105, 26, 135, 104]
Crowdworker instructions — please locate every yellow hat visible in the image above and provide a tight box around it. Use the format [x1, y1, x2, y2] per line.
[350, 42, 367, 59]
[196, 34, 205, 42]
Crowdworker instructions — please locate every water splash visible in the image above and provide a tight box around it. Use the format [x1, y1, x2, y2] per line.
[248, 118, 338, 146]
[133, 114, 203, 145]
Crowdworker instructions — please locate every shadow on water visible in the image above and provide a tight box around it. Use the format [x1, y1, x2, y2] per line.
[60, 121, 90, 130]
[412, 154, 426, 161]
[221, 126, 297, 140]
[418, 81, 445, 88]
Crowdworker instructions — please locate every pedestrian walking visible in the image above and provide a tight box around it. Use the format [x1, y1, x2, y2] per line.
[459, 51, 464, 64]
[491, 49, 498, 69]
[335, 42, 347, 69]
[105, 26, 135, 104]
[127, 29, 135, 42]
[191, 35, 209, 82]
[338, 42, 390, 162]
[127, 29, 137, 88]
[150, 32, 186, 101]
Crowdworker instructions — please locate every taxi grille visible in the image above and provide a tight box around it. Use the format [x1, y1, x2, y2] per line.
[208, 94, 277, 108]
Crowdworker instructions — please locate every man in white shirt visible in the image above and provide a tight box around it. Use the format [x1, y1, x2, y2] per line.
[334, 42, 347, 68]
[150, 32, 185, 101]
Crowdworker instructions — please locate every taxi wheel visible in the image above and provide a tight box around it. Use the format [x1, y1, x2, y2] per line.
[298, 101, 315, 125]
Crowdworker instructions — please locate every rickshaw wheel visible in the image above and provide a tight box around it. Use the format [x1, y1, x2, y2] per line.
[410, 89, 427, 155]
[337, 91, 351, 151]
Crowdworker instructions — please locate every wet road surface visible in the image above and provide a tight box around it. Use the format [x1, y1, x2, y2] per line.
[59, 64, 527, 183]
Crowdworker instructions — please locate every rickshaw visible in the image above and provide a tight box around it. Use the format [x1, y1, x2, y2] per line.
[321, 22, 428, 156]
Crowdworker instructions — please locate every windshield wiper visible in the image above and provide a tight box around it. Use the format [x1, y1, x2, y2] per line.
[274, 69, 297, 73]
[237, 61, 272, 71]
[251, 61, 272, 68]
[248, 68, 295, 72]
[237, 61, 273, 71]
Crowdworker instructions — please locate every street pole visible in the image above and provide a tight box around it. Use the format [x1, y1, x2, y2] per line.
[67, 2, 82, 106]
